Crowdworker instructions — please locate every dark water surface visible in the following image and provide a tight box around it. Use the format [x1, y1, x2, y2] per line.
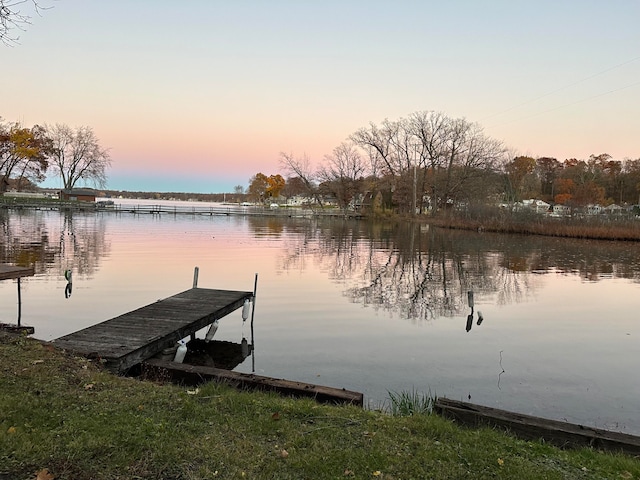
[1, 199, 639, 434]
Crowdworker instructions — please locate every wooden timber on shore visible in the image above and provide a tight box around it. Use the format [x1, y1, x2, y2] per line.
[54, 288, 253, 373]
[142, 358, 364, 406]
[0, 323, 34, 334]
[435, 397, 640, 456]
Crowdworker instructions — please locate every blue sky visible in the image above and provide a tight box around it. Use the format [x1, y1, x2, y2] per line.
[3, 1, 640, 193]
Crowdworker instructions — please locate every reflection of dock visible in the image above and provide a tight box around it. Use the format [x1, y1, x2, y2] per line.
[54, 288, 253, 373]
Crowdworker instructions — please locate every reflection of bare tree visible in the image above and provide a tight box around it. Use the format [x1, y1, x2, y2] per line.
[333, 225, 535, 321]
[0, 210, 110, 279]
[274, 218, 640, 322]
[273, 219, 533, 321]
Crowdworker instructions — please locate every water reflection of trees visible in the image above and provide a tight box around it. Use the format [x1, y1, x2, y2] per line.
[274, 218, 640, 321]
[0, 210, 110, 278]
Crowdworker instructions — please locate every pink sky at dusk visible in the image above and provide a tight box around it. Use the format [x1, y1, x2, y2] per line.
[3, 1, 640, 193]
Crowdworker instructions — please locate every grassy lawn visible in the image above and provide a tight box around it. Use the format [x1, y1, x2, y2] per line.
[1, 331, 639, 480]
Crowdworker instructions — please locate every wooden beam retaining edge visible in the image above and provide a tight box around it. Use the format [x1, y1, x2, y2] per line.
[434, 397, 640, 456]
[143, 358, 364, 407]
[0, 323, 34, 334]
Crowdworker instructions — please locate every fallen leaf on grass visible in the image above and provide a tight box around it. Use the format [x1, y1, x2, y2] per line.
[372, 471, 382, 477]
[84, 383, 94, 390]
[271, 412, 281, 421]
[7, 426, 16, 434]
[343, 469, 354, 476]
[280, 449, 289, 458]
[35, 468, 54, 480]
[619, 471, 633, 479]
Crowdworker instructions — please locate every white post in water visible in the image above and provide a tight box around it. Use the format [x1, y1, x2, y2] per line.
[193, 266, 199, 288]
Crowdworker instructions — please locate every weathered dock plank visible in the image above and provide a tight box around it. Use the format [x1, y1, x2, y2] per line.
[142, 358, 364, 406]
[435, 397, 640, 455]
[0, 264, 35, 280]
[54, 288, 252, 373]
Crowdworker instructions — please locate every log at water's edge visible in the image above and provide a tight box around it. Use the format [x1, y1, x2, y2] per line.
[142, 358, 364, 406]
[435, 397, 640, 456]
[0, 323, 34, 334]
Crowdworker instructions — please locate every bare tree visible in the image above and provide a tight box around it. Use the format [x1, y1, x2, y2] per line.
[439, 118, 505, 208]
[1, 0, 49, 45]
[351, 111, 505, 214]
[351, 119, 403, 177]
[318, 141, 368, 213]
[408, 111, 449, 212]
[279, 151, 323, 208]
[46, 124, 111, 190]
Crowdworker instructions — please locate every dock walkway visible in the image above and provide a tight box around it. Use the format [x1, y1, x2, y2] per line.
[54, 287, 252, 373]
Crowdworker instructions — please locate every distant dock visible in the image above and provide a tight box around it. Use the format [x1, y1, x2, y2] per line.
[0, 199, 363, 218]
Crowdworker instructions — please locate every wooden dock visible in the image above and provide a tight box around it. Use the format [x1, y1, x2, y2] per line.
[54, 288, 253, 373]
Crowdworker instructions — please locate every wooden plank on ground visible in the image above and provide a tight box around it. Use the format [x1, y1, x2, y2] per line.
[142, 358, 364, 407]
[54, 288, 252, 373]
[0, 323, 34, 334]
[434, 397, 640, 455]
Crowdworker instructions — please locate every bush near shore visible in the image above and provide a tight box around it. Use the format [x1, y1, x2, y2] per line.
[1, 332, 639, 480]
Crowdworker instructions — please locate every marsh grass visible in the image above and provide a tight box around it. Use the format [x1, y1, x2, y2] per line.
[1, 332, 639, 479]
[387, 388, 436, 417]
[429, 207, 640, 241]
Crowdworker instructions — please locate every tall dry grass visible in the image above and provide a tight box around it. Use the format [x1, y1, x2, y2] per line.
[427, 207, 640, 241]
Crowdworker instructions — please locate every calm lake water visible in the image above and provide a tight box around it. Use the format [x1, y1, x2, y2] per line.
[1, 199, 639, 435]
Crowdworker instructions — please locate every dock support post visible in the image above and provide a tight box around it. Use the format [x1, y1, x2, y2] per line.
[193, 266, 199, 288]
[250, 273, 258, 329]
[17, 277, 22, 327]
[251, 273, 258, 372]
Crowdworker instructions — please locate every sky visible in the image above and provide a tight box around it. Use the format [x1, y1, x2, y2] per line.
[3, 0, 640, 193]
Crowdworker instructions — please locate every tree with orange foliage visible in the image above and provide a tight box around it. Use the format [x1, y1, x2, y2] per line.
[0, 120, 51, 191]
[247, 173, 269, 203]
[266, 174, 285, 200]
[504, 156, 537, 201]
